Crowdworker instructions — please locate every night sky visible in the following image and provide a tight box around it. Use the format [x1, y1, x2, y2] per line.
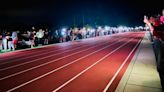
[0, 0, 164, 29]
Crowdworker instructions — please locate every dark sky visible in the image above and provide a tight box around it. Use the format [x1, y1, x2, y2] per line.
[0, 0, 164, 28]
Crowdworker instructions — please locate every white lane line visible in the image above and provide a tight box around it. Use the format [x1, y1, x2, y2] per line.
[0, 32, 126, 61]
[0, 33, 116, 66]
[0, 43, 79, 61]
[0, 36, 101, 58]
[0, 45, 89, 71]
[0, 33, 110, 58]
[6, 37, 128, 92]
[0, 32, 127, 61]
[0, 38, 104, 66]
[1, 33, 128, 69]
[0, 37, 122, 81]
[0, 35, 105, 60]
[103, 38, 142, 92]
[52, 38, 135, 92]
[0, 38, 110, 71]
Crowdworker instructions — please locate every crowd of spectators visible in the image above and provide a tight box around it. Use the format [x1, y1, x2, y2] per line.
[0, 25, 144, 53]
[144, 9, 164, 90]
[0, 27, 50, 52]
[1, 25, 141, 52]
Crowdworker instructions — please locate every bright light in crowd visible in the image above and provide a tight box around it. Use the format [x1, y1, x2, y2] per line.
[118, 26, 124, 30]
[104, 26, 110, 31]
[139, 26, 143, 29]
[145, 26, 149, 30]
[61, 28, 67, 36]
[98, 26, 102, 30]
[135, 27, 139, 30]
[130, 27, 134, 30]
[87, 28, 91, 31]
[90, 29, 95, 33]
[82, 27, 86, 30]
[32, 26, 35, 30]
[62, 28, 67, 32]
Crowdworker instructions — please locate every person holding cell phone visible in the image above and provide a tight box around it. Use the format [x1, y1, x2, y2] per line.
[160, 9, 164, 24]
[144, 10, 164, 90]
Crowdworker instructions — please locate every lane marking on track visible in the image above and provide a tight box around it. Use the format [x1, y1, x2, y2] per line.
[52, 37, 136, 92]
[0, 36, 114, 71]
[5, 37, 130, 92]
[0, 37, 107, 65]
[0, 32, 128, 61]
[0, 37, 124, 81]
[0, 45, 90, 71]
[0, 33, 111, 60]
[0, 35, 106, 60]
[103, 38, 142, 92]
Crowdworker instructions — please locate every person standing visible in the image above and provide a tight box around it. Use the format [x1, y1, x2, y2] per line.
[2, 32, 7, 52]
[12, 31, 18, 49]
[66, 29, 71, 42]
[44, 29, 49, 45]
[144, 15, 164, 90]
[70, 28, 73, 41]
[160, 9, 164, 24]
[7, 32, 15, 51]
[31, 31, 36, 48]
[36, 29, 44, 46]
[0, 33, 2, 52]
[72, 28, 78, 41]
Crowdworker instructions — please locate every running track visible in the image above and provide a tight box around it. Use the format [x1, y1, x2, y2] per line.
[0, 32, 145, 92]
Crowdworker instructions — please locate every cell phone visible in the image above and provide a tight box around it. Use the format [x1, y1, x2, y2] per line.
[144, 15, 147, 19]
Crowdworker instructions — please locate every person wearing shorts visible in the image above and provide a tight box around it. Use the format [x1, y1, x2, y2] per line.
[12, 31, 18, 49]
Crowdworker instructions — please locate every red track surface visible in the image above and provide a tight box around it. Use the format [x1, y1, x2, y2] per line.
[0, 32, 145, 92]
